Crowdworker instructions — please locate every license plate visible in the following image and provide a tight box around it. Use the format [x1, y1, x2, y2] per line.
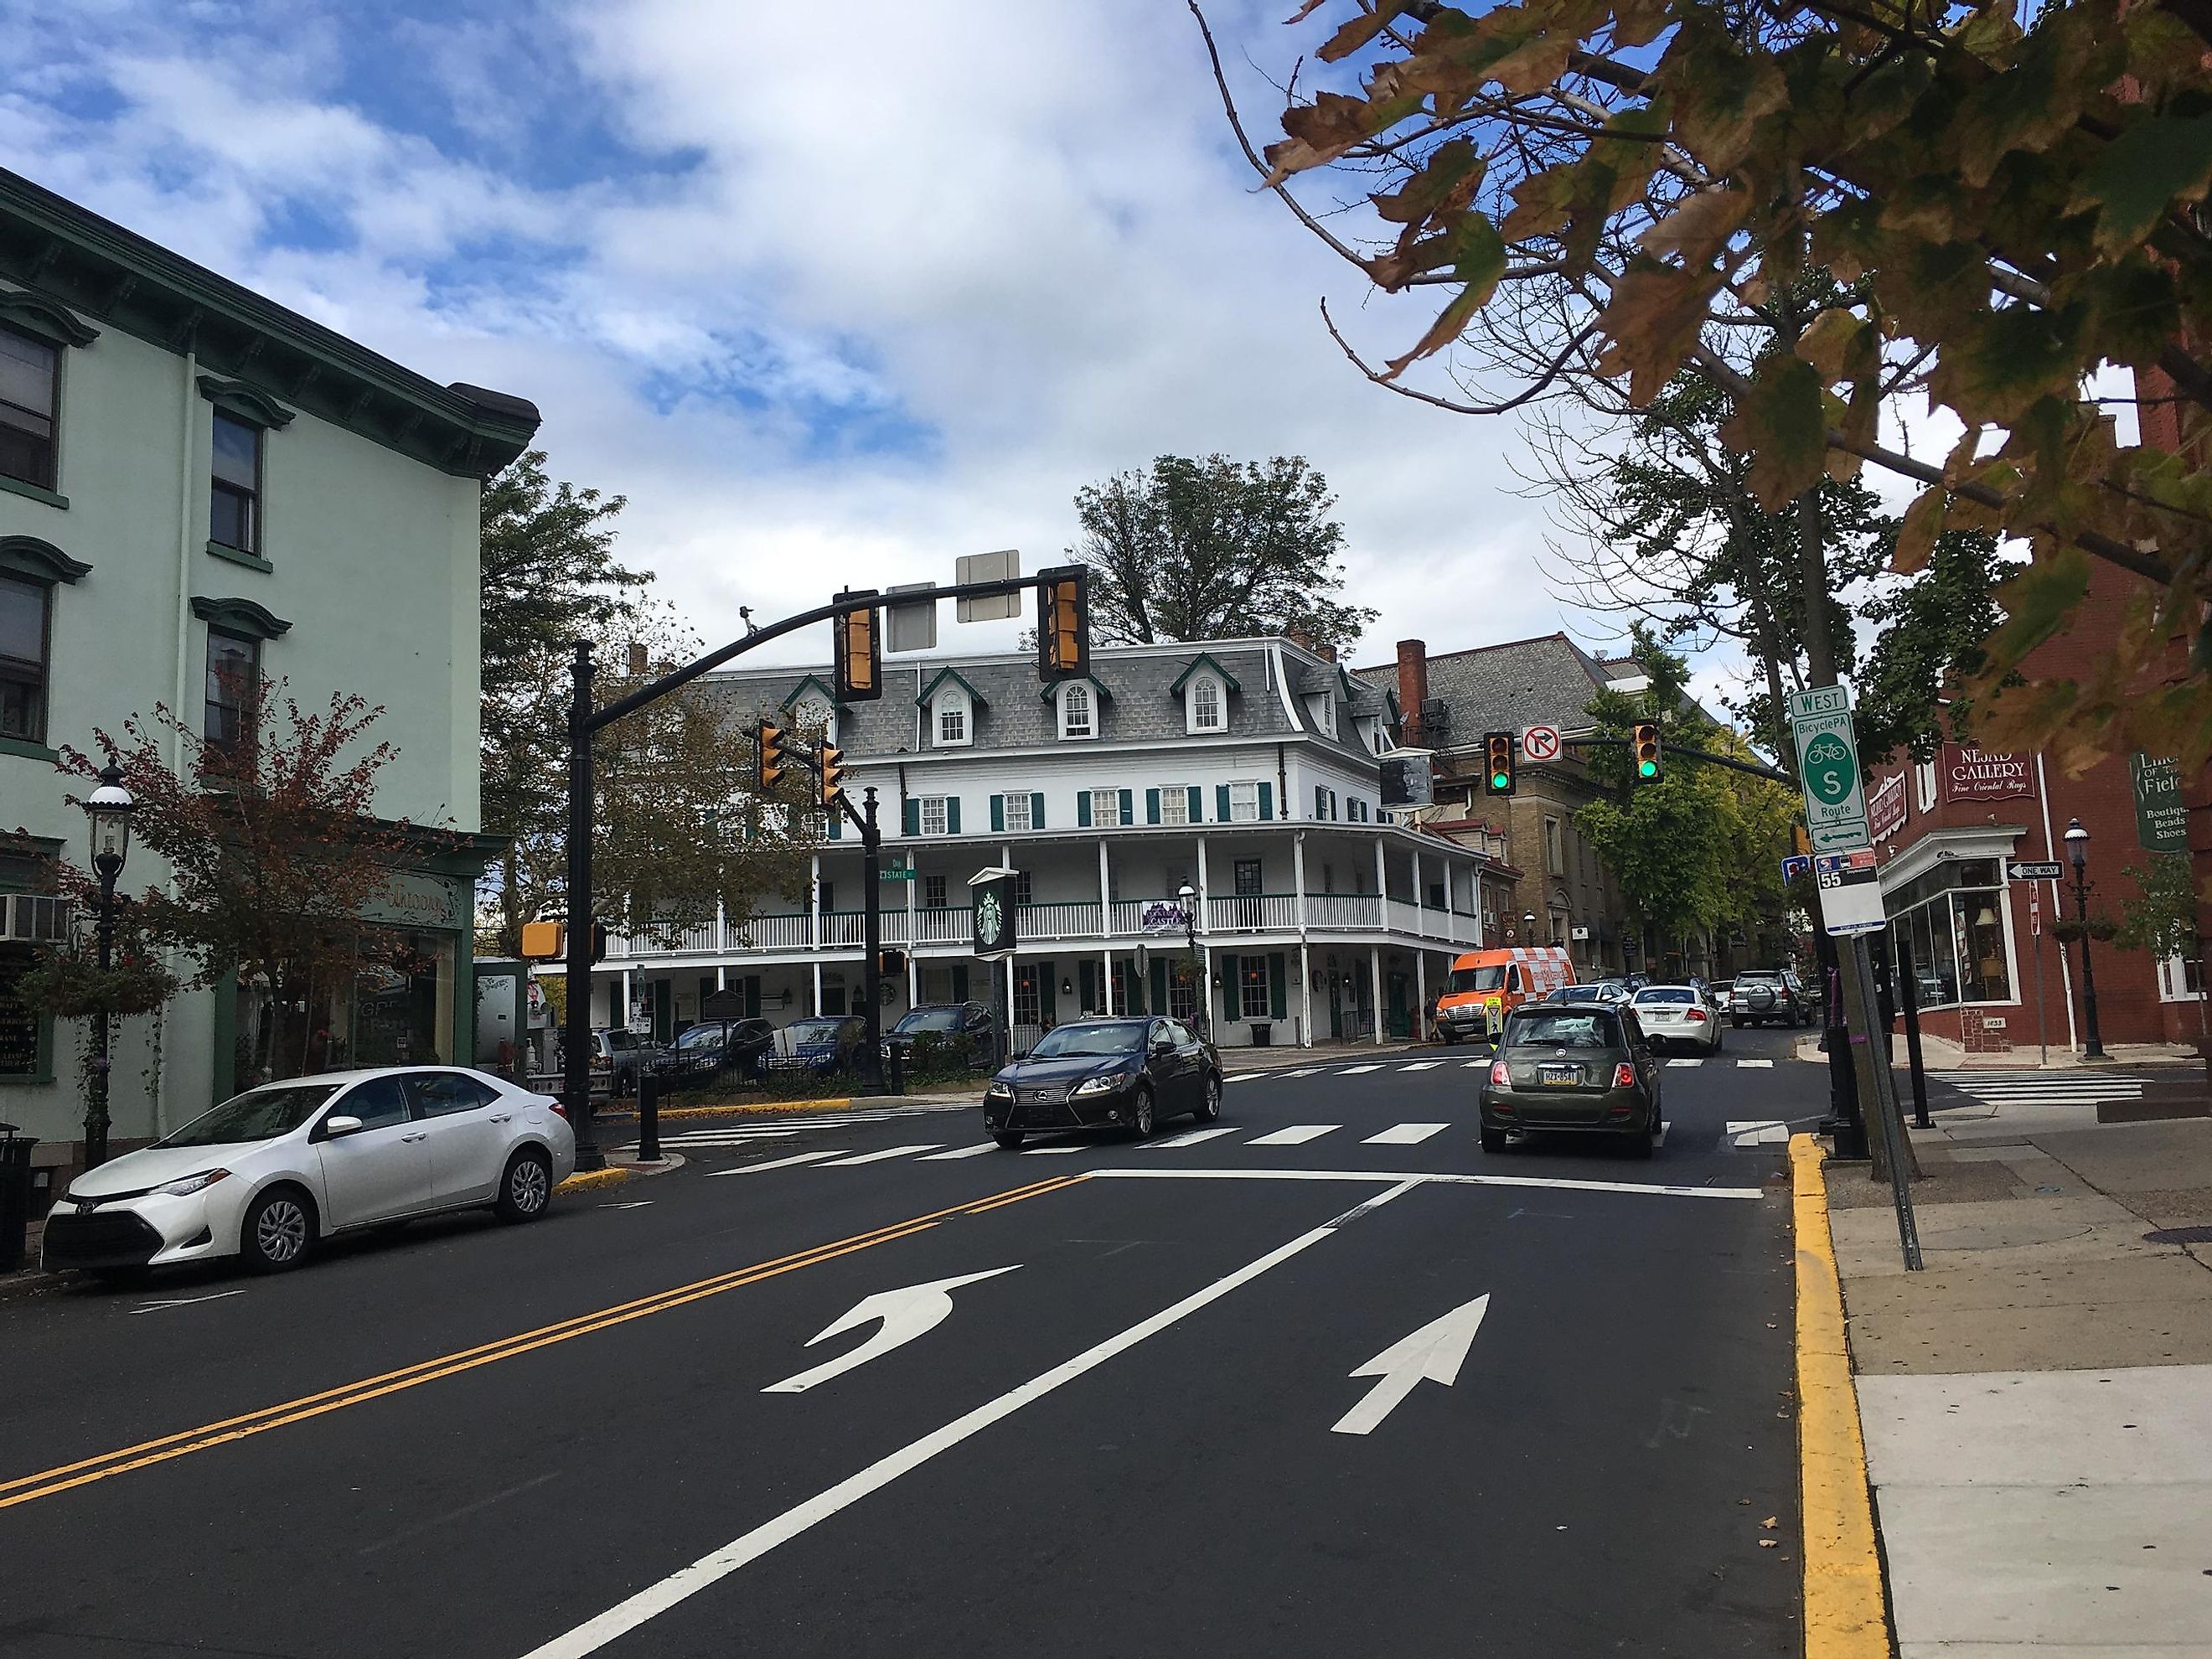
[1538, 1064, 1579, 1087]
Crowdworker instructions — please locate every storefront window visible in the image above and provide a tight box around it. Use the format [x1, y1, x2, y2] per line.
[230, 927, 456, 1086]
[1886, 861, 2012, 1009]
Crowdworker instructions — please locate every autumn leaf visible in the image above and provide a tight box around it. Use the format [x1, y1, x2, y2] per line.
[2070, 113, 2212, 256]
[1893, 489, 1947, 575]
[1720, 354, 1827, 509]
[1663, 26, 1787, 174]
[1317, 0, 1418, 62]
[1640, 186, 1749, 270]
[1595, 259, 1729, 406]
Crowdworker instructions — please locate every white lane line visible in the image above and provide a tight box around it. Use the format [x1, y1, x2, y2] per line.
[1397, 1061, 1442, 1072]
[1021, 1144, 1093, 1155]
[1147, 1126, 1238, 1149]
[1667, 1058, 1705, 1068]
[129, 1289, 247, 1315]
[1225, 1073, 1263, 1083]
[705, 1150, 840, 1177]
[1362, 1123, 1448, 1145]
[1245, 1124, 1337, 1146]
[1084, 1167, 1764, 1200]
[916, 1144, 1000, 1160]
[1735, 1058, 1775, 1068]
[819, 1145, 943, 1166]
[1726, 1120, 1791, 1146]
[519, 1187, 1422, 1659]
[1461, 1059, 1490, 1068]
[1269, 1068, 1323, 1078]
[1338, 1063, 1385, 1075]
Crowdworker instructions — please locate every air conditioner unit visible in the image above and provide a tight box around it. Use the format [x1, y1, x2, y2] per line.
[0, 893, 70, 943]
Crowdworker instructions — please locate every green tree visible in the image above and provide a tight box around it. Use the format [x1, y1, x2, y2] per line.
[2116, 850, 2204, 1031]
[1069, 454, 1376, 653]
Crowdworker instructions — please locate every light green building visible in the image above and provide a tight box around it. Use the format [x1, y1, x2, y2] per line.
[0, 168, 535, 1190]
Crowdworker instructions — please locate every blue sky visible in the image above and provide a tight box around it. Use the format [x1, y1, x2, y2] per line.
[0, 0, 1735, 687]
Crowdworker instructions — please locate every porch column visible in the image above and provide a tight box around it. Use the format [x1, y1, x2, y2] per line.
[621, 969, 633, 1028]
[809, 854, 823, 953]
[1410, 847, 1423, 935]
[1293, 830, 1309, 934]
[1097, 837, 1111, 938]
[811, 960, 824, 1016]
[715, 896, 726, 953]
[1101, 948, 1113, 1016]
[1299, 941, 1314, 1047]
[1196, 835, 1211, 929]
[1415, 951, 1428, 1044]
[716, 964, 726, 991]
[1369, 946, 1385, 1046]
[1372, 836, 1388, 909]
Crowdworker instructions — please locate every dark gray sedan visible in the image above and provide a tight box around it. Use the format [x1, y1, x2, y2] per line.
[1478, 1001, 1662, 1158]
[983, 1017, 1221, 1148]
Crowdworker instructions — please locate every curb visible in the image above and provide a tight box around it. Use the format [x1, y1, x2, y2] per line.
[558, 1167, 633, 1195]
[1789, 1133, 1892, 1657]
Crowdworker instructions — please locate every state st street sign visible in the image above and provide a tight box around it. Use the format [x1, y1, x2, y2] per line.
[1787, 685, 1872, 854]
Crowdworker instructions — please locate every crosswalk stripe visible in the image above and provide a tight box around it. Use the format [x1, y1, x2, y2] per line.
[1225, 1073, 1262, 1083]
[1021, 1143, 1093, 1155]
[705, 1150, 839, 1177]
[1735, 1059, 1775, 1068]
[1363, 1123, 1447, 1145]
[1246, 1124, 1336, 1146]
[818, 1144, 943, 1166]
[1397, 1061, 1442, 1072]
[1339, 1064, 1384, 1075]
[1725, 1120, 1791, 1146]
[917, 1144, 1000, 1160]
[1147, 1127, 1238, 1150]
[1667, 1058, 1704, 1068]
[1461, 1059, 1490, 1068]
[1272, 1067, 1323, 1078]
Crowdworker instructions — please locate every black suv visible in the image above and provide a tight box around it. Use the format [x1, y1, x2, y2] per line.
[1729, 969, 1815, 1027]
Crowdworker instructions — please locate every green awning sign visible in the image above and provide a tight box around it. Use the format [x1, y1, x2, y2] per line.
[2131, 752, 2189, 853]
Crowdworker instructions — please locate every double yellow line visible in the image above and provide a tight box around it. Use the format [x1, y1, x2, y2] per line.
[1, 1173, 1085, 1513]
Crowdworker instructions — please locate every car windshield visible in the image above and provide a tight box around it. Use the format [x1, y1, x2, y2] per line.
[1449, 964, 1507, 993]
[896, 1009, 963, 1033]
[605, 1031, 638, 1050]
[1637, 988, 1696, 1005]
[788, 1019, 845, 1043]
[672, 1025, 725, 1050]
[1736, 973, 1782, 985]
[1507, 1010, 1617, 1049]
[158, 1082, 344, 1147]
[1028, 1023, 1144, 1058]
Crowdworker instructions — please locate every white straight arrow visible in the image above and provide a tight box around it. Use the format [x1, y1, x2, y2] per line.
[762, 1266, 1020, 1394]
[1330, 1293, 1491, 1436]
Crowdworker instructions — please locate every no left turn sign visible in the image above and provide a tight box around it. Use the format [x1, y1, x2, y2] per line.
[1522, 724, 1562, 762]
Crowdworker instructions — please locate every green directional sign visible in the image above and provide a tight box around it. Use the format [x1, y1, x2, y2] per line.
[1789, 685, 1871, 854]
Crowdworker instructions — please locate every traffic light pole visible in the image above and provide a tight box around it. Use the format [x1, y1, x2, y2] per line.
[854, 787, 884, 1095]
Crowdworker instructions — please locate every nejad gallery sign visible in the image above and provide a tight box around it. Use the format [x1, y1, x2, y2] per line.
[1942, 744, 2034, 804]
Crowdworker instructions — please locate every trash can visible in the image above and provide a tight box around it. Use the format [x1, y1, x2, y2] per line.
[1249, 1021, 1273, 1047]
[0, 1122, 38, 1273]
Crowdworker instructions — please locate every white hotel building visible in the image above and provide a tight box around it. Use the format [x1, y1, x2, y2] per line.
[589, 637, 1514, 1050]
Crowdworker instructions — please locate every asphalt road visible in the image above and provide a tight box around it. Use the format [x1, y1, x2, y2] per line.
[1, 1023, 1818, 1658]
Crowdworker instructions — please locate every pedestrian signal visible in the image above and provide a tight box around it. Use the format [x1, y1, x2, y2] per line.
[1036, 566, 1089, 681]
[519, 921, 561, 960]
[1633, 721, 1662, 781]
[833, 592, 882, 703]
[756, 721, 785, 790]
[1483, 731, 1516, 796]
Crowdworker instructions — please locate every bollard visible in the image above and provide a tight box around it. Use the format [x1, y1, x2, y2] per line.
[888, 1041, 906, 1097]
[638, 1071, 660, 1163]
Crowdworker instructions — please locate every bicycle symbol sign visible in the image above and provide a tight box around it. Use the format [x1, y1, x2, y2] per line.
[1803, 733, 1856, 804]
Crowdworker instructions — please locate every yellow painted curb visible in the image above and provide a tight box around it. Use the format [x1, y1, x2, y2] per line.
[558, 1166, 633, 1195]
[1790, 1133, 1893, 1657]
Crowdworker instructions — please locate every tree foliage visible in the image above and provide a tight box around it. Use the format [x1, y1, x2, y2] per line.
[2115, 850, 2201, 963]
[1222, 0, 2212, 770]
[1069, 453, 1376, 652]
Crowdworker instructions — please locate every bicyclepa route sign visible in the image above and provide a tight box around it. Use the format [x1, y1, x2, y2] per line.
[1787, 685, 1871, 854]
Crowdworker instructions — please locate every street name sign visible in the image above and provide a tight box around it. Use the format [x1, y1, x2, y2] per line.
[2006, 861, 2065, 881]
[1789, 685, 1871, 853]
[1814, 847, 1887, 936]
[1521, 724, 1562, 762]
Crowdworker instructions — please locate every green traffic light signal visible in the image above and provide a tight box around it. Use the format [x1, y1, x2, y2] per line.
[1491, 769, 1510, 789]
[1638, 757, 1657, 778]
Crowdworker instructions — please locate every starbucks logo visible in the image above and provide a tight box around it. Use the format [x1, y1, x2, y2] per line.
[977, 891, 1004, 943]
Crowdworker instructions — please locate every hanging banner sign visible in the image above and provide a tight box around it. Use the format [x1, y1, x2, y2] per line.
[1867, 770, 1908, 842]
[1942, 745, 2033, 803]
[2130, 752, 2190, 853]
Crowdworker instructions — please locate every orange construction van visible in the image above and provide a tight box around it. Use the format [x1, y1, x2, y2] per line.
[1433, 946, 1575, 1043]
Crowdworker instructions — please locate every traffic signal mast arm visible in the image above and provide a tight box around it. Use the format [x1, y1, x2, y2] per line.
[1564, 735, 1796, 788]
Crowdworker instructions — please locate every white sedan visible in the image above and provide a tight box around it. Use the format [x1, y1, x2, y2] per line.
[41, 1067, 576, 1277]
[1631, 986, 1724, 1055]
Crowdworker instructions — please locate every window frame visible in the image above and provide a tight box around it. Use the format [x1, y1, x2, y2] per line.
[203, 626, 262, 752]
[0, 573, 51, 747]
[922, 873, 948, 909]
[1543, 815, 1565, 876]
[1187, 673, 1225, 734]
[0, 323, 60, 494]
[1238, 956, 1272, 1020]
[1059, 681, 1096, 740]
[934, 684, 971, 747]
[1228, 780, 1261, 823]
[1089, 788, 1124, 829]
[1002, 791, 1033, 832]
[1157, 786, 1189, 827]
[917, 795, 950, 836]
[209, 411, 265, 558]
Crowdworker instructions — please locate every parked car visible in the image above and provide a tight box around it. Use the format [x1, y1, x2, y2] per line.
[1479, 1001, 1662, 1158]
[1630, 984, 1724, 1055]
[592, 1027, 660, 1096]
[764, 1015, 868, 1076]
[1730, 969, 1813, 1027]
[881, 1002, 997, 1072]
[1712, 981, 1734, 1017]
[654, 1017, 778, 1084]
[983, 1016, 1220, 1148]
[40, 1067, 576, 1277]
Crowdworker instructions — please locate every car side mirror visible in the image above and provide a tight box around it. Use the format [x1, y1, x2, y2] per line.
[323, 1114, 364, 1138]
[1151, 1036, 1175, 1054]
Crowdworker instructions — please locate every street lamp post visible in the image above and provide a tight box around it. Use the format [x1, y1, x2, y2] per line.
[80, 764, 135, 1169]
[1178, 883, 1204, 1035]
[2064, 817, 2107, 1061]
[1522, 911, 1537, 947]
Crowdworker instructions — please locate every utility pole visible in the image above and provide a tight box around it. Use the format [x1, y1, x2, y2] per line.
[562, 642, 602, 1171]
[858, 786, 884, 1094]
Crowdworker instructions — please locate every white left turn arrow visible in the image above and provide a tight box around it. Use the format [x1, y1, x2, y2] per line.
[1330, 1293, 1491, 1436]
[762, 1265, 1021, 1394]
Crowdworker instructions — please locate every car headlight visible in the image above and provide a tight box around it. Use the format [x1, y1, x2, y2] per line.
[1072, 1072, 1132, 1098]
[985, 1081, 1014, 1100]
[154, 1168, 231, 1197]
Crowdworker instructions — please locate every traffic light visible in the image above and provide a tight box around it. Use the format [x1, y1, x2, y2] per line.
[519, 920, 561, 960]
[833, 591, 882, 703]
[1483, 731, 1516, 796]
[755, 720, 785, 790]
[818, 742, 845, 811]
[1632, 721, 1662, 781]
[877, 947, 907, 977]
[1036, 565, 1089, 681]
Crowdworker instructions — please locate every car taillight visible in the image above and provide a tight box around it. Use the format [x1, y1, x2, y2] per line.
[549, 1100, 570, 1121]
[1612, 1062, 1636, 1088]
[1686, 1007, 1707, 1021]
[1489, 1060, 1511, 1086]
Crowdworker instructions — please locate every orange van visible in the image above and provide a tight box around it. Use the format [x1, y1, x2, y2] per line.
[1433, 946, 1575, 1043]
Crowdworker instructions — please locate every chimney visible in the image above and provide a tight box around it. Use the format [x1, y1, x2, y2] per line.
[1286, 624, 1336, 662]
[1397, 638, 1429, 739]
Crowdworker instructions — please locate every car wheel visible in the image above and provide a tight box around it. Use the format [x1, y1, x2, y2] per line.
[240, 1186, 314, 1274]
[1480, 1124, 1508, 1154]
[1623, 1121, 1656, 1160]
[1440, 1028, 1457, 1046]
[1129, 1087, 1155, 1140]
[496, 1149, 554, 1223]
[992, 1131, 1024, 1150]
[1193, 1074, 1222, 1123]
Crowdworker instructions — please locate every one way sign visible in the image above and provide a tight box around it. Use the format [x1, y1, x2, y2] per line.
[2007, 861, 2065, 881]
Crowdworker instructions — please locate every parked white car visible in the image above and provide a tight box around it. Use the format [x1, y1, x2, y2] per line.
[1630, 985, 1724, 1056]
[41, 1067, 576, 1277]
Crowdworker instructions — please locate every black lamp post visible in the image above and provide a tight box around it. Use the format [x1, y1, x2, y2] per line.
[80, 764, 135, 1169]
[2064, 817, 2106, 1060]
[1178, 883, 1205, 1035]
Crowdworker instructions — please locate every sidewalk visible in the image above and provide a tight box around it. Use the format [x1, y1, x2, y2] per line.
[1796, 1032, 2203, 1072]
[1822, 1114, 2212, 1654]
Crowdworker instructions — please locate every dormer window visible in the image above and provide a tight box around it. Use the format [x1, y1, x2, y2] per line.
[793, 693, 836, 745]
[1188, 674, 1224, 734]
[935, 683, 971, 747]
[1061, 681, 1095, 740]
[1305, 694, 1337, 737]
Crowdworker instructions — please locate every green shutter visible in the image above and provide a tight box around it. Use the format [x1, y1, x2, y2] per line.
[1216, 784, 1231, 822]
[1150, 958, 1169, 1014]
[1315, 786, 1326, 819]
[1258, 783, 1274, 821]
[902, 799, 920, 836]
[1031, 792, 1046, 829]
[1078, 792, 1093, 828]
[1119, 788, 1134, 825]
[1269, 953, 1287, 1020]
[1220, 953, 1239, 1021]
[826, 811, 841, 840]
[1079, 959, 1096, 1013]
[953, 964, 969, 1001]
[1038, 966, 1057, 1026]
[990, 794, 1005, 832]
[946, 797, 962, 835]
[744, 976, 762, 1019]
[1146, 788, 1161, 825]
[1187, 786, 1203, 824]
